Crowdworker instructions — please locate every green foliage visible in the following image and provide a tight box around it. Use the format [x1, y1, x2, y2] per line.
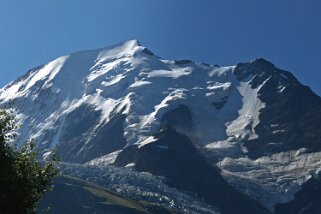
[0, 108, 59, 214]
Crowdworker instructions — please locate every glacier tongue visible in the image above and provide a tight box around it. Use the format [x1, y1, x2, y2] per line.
[219, 149, 321, 212]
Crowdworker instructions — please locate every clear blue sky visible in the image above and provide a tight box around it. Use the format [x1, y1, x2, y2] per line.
[1, 0, 320, 95]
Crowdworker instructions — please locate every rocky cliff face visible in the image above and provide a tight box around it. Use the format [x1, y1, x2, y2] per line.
[1, 40, 321, 213]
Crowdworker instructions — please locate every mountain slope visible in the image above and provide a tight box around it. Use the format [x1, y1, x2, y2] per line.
[1, 40, 321, 213]
[234, 59, 321, 158]
[114, 126, 268, 214]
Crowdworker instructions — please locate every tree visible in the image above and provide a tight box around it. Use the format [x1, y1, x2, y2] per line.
[0, 108, 59, 214]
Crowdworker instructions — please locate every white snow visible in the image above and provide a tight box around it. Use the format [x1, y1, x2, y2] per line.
[137, 136, 157, 148]
[43, 151, 53, 160]
[226, 78, 265, 141]
[0, 56, 69, 102]
[148, 68, 192, 79]
[207, 82, 231, 91]
[125, 163, 136, 167]
[129, 80, 152, 88]
[94, 40, 139, 63]
[91, 94, 118, 122]
[85, 150, 122, 166]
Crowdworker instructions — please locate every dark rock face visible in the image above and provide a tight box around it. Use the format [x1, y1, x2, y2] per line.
[141, 47, 155, 56]
[56, 105, 127, 163]
[234, 58, 281, 82]
[275, 173, 321, 214]
[114, 127, 269, 214]
[235, 58, 321, 158]
[56, 105, 101, 162]
[78, 113, 127, 163]
[161, 104, 193, 131]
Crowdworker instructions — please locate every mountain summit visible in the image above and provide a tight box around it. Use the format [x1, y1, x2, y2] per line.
[1, 40, 321, 214]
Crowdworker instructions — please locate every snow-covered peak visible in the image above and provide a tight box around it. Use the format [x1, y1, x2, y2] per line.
[1, 40, 321, 212]
[0, 40, 280, 151]
[0, 40, 145, 102]
[92, 39, 141, 62]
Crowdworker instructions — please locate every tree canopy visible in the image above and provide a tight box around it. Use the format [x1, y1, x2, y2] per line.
[0, 108, 59, 214]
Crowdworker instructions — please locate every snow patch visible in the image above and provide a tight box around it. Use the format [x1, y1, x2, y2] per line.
[85, 150, 121, 167]
[226, 78, 265, 141]
[148, 68, 192, 79]
[137, 136, 157, 148]
[129, 80, 152, 88]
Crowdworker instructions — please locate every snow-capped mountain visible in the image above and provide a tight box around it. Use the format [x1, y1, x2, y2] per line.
[1, 40, 321, 214]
